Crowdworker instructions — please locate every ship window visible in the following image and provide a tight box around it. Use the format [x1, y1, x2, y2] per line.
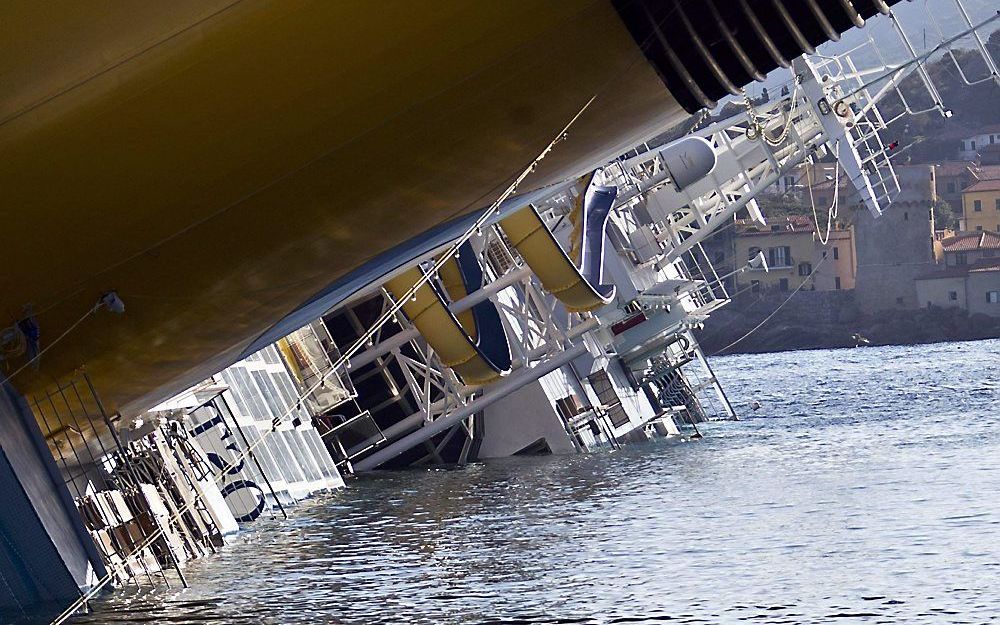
[587, 370, 630, 428]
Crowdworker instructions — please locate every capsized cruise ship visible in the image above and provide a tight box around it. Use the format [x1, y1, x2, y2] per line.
[3, 1, 998, 621]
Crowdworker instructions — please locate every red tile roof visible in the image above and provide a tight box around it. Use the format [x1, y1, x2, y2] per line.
[916, 259, 1000, 280]
[969, 124, 1000, 136]
[934, 161, 977, 177]
[971, 165, 1000, 181]
[736, 215, 817, 236]
[964, 179, 1000, 193]
[970, 261, 1000, 273]
[916, 266, 973, 280]
[940, 231, 1000, 252]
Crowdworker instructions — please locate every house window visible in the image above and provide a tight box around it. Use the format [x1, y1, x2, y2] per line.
[955, 252, 968, 266]
[832, 246, 840, 260]
[949, 291, 958, 301]
[798, 262, 812, 276]
[971, 140, 977, 150]
[835, 276, 842, 290]
[995, 198, 1000, 211]
[751, 280, 761, 294]
[977, 226, 984, 231]
[993, 135, 997, 144]
[903, 211, 909, 221]
[896, 296, 904, 305]
[768, 246, 791, 267]
[779, 278, 789, 292]
[988, 291, 1000, 304]
[947, 182, 956, 193]
[974, 199, 982, 212]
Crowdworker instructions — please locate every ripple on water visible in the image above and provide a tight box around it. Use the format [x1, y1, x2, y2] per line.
[26, 340, 996, 625]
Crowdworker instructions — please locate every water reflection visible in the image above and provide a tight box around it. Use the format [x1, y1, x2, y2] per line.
[55, 339, 1000, 624]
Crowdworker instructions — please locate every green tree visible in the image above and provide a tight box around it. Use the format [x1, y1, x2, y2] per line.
[932, 199, 957, 231]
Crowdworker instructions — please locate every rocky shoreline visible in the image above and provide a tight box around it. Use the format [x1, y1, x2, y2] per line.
[696, 295, 1000, 356]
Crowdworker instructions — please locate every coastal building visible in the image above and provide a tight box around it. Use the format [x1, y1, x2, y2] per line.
[733, 216, 856, 294]
[0, 5, 942, 618]
[939, 231, 1000, 267]
[980, 144, 1000, 166]
[813, 228, 857, 291]
[735, 216, 815, 293]
[916, 261, 1000, 317]
[934, 162, 974, 212]
[763, 161, 844, 197]
[960, 179, 1000, 233]
[854, 165, 937, 313]
[957, 126, 1000, 160]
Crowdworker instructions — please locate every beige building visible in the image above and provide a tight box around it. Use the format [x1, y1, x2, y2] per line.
[813, 228, 856, 291]
[918, 231, 1000, 317]
[939, 231, 1000, 267]
[916, 262, 1000, 317]
[960, 179, 1000, 233]
[734, 215, 856, 294]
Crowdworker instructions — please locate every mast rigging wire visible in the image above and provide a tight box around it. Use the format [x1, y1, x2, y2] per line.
[48, 92, 598, 625]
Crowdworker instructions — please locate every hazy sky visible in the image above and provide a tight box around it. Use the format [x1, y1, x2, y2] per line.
[743, 0, 998, 97]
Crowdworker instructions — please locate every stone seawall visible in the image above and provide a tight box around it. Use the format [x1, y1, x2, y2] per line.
[696, 290, 1000, 355]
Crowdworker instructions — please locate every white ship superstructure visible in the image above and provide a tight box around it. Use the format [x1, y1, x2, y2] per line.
[2, 3, 997, 621]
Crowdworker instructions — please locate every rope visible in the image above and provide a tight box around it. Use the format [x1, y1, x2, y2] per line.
[48, 92, 598, 625]
[806, 140, 841, 246]
[5, 303, 102, 383]
[710, 254, 829, 356]
[709, 199, 865, 357]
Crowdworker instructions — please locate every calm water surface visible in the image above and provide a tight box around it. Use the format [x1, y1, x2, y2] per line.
[69, 340, 999, 624]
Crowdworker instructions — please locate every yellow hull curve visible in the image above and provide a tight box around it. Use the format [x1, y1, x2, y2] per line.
[500, 205, 613, 313]
[384, 267, 502, 387]
[1, 0, 682, 419]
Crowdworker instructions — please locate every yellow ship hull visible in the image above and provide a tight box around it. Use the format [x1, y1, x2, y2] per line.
[1, 0, 682, 416]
